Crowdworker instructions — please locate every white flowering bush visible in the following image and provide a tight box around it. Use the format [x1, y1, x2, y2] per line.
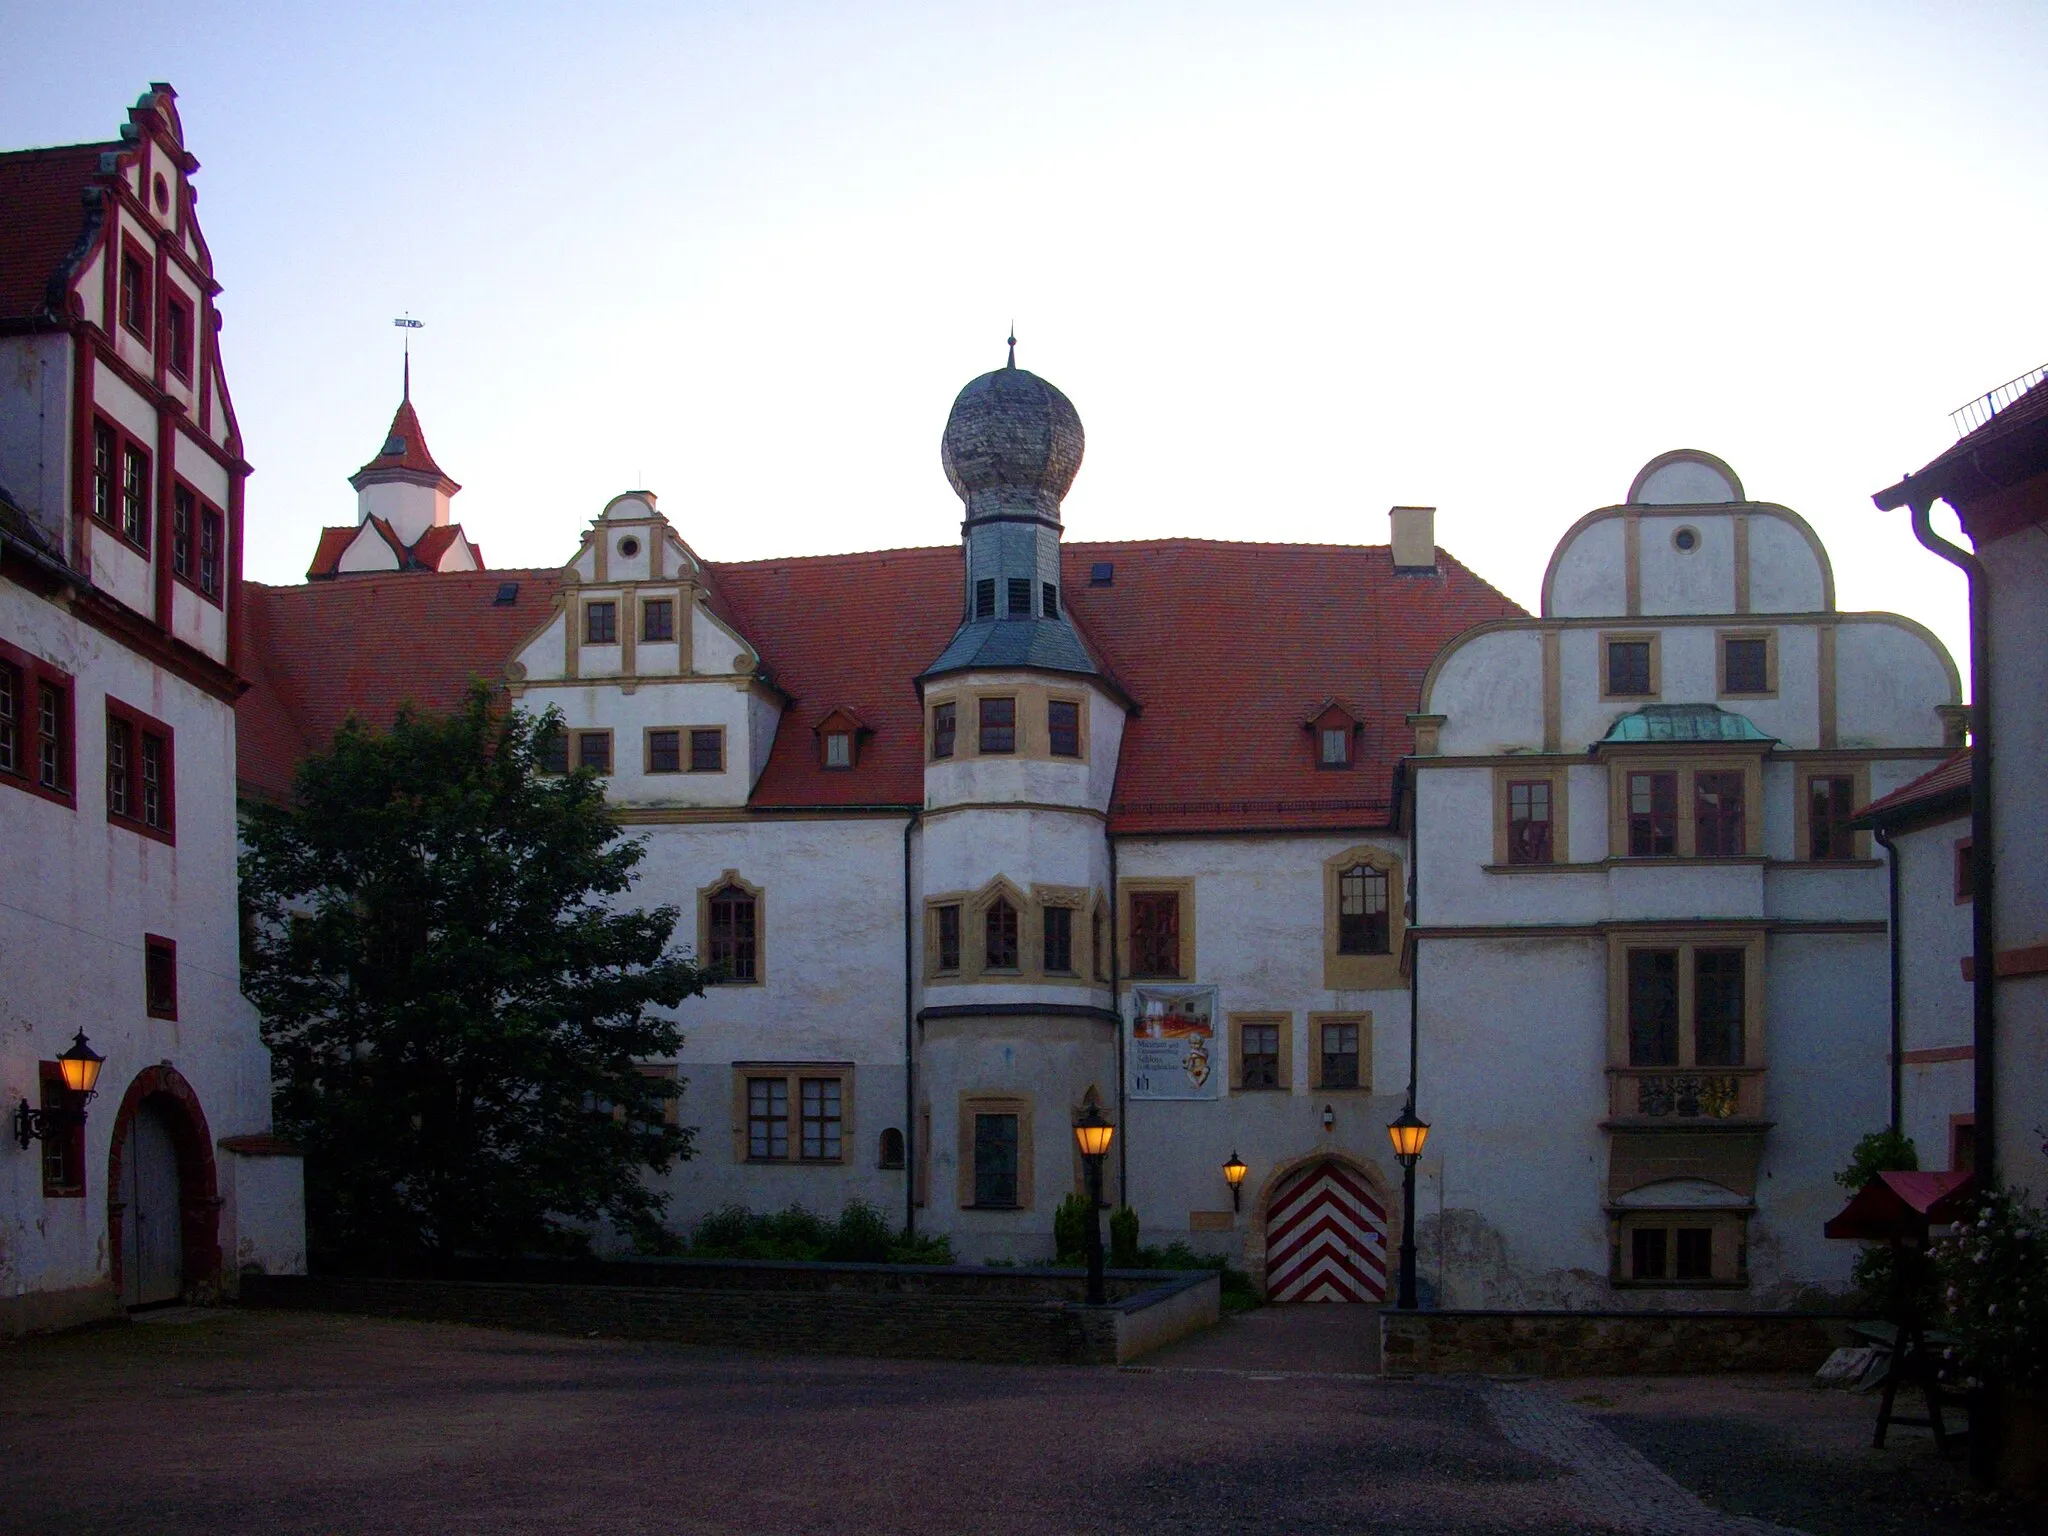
[1934, 1185, 2047, 1393]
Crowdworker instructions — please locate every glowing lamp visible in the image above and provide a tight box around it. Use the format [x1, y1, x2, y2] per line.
[1387, 1106, 1431, 1168]
[57, 1031, 106, 1098]
[1222, 1150, 1248, 1211]
[1072, 1102, 1115, 1160]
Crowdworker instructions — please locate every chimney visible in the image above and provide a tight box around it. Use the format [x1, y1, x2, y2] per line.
[1390, 505, 1437, 573]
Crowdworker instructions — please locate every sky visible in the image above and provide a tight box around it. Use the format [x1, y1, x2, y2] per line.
[7, 1, 2046, 677]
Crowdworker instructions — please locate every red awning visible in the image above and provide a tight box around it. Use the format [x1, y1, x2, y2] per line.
[1823, 1170, 1976, 1241]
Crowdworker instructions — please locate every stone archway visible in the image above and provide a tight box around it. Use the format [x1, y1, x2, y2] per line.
[1244, 1148, 1398, 1301]
[105, 1065, 221, 1306]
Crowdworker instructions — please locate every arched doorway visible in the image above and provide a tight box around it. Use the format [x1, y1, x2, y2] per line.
[106, 1066, 221, 1309]
[1261, 1157, 1389, 1302]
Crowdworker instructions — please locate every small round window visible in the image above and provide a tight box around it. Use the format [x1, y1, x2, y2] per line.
[618, 536, 641, 558]
[152, 173, 170, 213]
[1672, 526, 1700, 552]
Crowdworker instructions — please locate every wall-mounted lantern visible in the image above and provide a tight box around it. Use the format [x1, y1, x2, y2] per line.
[1221, 1150, 1248, 1211]
[1321, 1103, 1335, 1133]
[14, 1032, 106, 1150]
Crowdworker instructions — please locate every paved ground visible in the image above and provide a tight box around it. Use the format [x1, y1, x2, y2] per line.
[0, 1308, 2034, 1535]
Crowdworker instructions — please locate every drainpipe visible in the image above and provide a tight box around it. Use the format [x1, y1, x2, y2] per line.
[1875, 825, 1902, 1135]
[1108, 832, 1125, 1206]
[902, 809, 920, 1237]
[1908, 499, 1995, 1189]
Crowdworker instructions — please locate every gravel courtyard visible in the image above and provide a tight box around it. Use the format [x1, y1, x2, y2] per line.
[0, 1309, 2027, 1535]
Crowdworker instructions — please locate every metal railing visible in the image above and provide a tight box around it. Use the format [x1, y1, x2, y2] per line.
[1950, 364, 2048, 437]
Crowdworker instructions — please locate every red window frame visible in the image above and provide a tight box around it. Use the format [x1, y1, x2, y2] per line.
[91, 419, 116, 527]
[168, 481, 226, 606]
[1693, 771, 1746, 857]
[89, 416, 153, 553]
[0, 638, 75, 808]
[1507, 779, 1554, 864]
[145, 934, 179, 1020]
[105, 696, 176, 843]
[37, 1062, 87, 1198]
[1627, 771, 1678, 857]
[164, 290, 194, 380]
[120, 440, 151, 550]
[1129, 892, 1181, 978]
[118, 237, 152, 342]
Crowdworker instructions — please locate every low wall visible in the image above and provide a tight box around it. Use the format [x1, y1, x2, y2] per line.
[240, 1263, 1218, 1367]
[1380, 1309, 1853, 1376]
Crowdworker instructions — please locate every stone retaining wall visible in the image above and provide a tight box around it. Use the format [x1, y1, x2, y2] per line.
[240, 1266, 1217, 1367]
[1379, 1309, 1853, 1376]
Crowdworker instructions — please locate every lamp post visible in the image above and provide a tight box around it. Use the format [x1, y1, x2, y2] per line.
[1386, 1104, 1430, 1310]
[1072, 1101, 1116, 1305]
[1221, 1150, 1248, 1212]
[14, 1031, 106, 1150]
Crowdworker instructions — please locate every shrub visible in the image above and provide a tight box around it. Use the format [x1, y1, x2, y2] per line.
[1109, 1206, 1141, 1269]
[1934, 1185, 2048, 1392]
[685, 1200, 947, 1265]
[1835, 1126, 1919, 1191]
[1053, 1193, 1094, 1266]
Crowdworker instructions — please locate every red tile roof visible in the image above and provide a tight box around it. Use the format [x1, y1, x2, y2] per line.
[0, 142, 118, 323]
[351, 397, 458, 490]
[306, 519, 481, 578]
[237, 539, 1523, 830]
[1855, 749, 1971, 828]
[412, 524, 477, 570]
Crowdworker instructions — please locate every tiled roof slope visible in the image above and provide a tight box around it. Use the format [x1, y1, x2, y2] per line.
[237, 569, 562, 799]
[352, 398, 456, 486]
[237, 539, 1524, 831]
[1854, 750, 1970, 829]
[0, 143, 116, 322]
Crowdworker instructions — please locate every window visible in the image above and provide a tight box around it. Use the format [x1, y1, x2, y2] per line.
[747, 1078, 788, 1160]
[972, 1113, 1020, 1207]
[1693, 771, 1745, 857]
[1627, 772, 1678, 857]
[1809, 776, 1857, 861]
[823, 731, 852, 769]
[1693, 948, 1745, 1067]
[1625, 1223, 1723, 1284]
[1048, 699, 1080, 758]
[1674, 1228, 1714, 1280]
[172, 486, 193, 579]
[37, 1063, 85, 1198]
[979, 697, 1015, 754]
[0, 649, 67, 802]
[145, 936, 177, 1019]
[1606, 638, 1653, 697]
[198, 506, 222, 599]
[708, 884, 758, 982]
[165, 294, 193, 380]
[1508, 780, 1554, 864]
[105, 700, 173, 840]
[688, 728, 723, 773]
[1042, 904, 1073, 973]
[1129, 892, 1180, 978]
[974, 578, 995, 619]
[1627, 949, 1680, 1067]
[934, 903, 961, 973]
[119, 246, 150, 339]
[121, 443, 150, 549]
[800, 1078, 843, 1160]
[1319, 1020, 1361, 1089]
[879, 1127, 906, 1169]
[1337, 864, 1390, 955]
[37, 681, 68, 793]
[537, 730, 569, 775]
[1092, 903, 1107, 982]
[1955, 839, 1975, 902]
[1240, 1022, 1280, 1090]
[641, 598, 674, 642]
[92, 421, 115, 525]
[1007, 577, 1031, 616]
[585, 601, 617, 644]
[985, 897, 1020, 970]
[647, 729, 681, 773]
[1721, 635, 1770, 695]
[931, 702, 956, 761]
[1320, 727, 1350, 768]
[1042, 582, 1059, 619]
[575, 731, 612, 774]
[1631, 1227, 1667, 1281]
[0, 661, 17, 778]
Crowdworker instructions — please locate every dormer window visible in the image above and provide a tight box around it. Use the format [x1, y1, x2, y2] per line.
[824, 731, 852, 769]
[1320, 728, 1349, 768]
[1304, 701, 1361, 770]
[815, 708, 867, 770]
[1007, 577, 1031, 616]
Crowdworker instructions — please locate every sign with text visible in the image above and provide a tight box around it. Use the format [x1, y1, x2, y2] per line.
[1127, 985, 1220, 1101]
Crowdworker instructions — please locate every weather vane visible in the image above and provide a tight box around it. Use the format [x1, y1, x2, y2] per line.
[394, 313, 423, 399]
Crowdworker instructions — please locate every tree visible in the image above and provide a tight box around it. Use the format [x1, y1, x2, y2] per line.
[241, 685, 702, 1262]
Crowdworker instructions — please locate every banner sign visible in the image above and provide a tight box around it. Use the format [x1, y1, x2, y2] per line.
[1127, 985, 1220, 1101]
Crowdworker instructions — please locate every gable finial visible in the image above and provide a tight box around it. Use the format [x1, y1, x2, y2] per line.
[1007, 323, 1016, 370]
[394, 314, 423, 400]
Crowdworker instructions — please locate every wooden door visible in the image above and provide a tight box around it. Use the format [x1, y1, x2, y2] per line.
[121, 1103, 183, 1308]
[1265, 1160, 1388, 1302]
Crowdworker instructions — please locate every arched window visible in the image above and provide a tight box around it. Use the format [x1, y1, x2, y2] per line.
[1338, 864, 1389, 955]
[708, 884, 758, 982]
[878, 1127, 906, 1169]
[985, 897, 1020, 970]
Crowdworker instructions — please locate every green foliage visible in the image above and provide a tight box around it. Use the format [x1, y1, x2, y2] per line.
[1109, 1205, 1141, 1269]
[1835, 1126, 1919, 1192]
[1934, 1185, 2048, 1392]
[1053, 1193, 1094, 1265]
[686, 1200, 952, 1265]
[1128, 1235, 1262, 1311]
[241, 688, 703, 1261]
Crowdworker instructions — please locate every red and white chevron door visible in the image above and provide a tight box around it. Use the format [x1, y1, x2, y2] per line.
[1264, 1160, 1389, 1302]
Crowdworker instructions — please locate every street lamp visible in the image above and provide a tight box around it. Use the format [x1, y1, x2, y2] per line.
[1386, 1104, 1431, 1310]
[1221, 1150, 1248, 1212]
[14, 1031, 106, 1150]
[1072, 1101, 1116, 1305]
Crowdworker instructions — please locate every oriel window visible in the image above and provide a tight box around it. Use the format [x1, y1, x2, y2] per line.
[985, 898, 1020, 970]
[1337, 864, 1389, 955]
[1809, 776, 1857, 861]
[1042, 905, 1073, 974]
[1048, 699, 1080, 758]
[1627, 772, 1678, 857]
[973, 1113, 1019, 1207]
[1693, 949, 1745, 1066]
[709, 885, 758, 982]
[934, 903, 961, 973]
[931, 701, 956, 761]
[1507, 780, 1554, 864]
[979, 697, 1015, 755]
[1693, 771, 1745, 857]
[1627, 949, 1680, 1066]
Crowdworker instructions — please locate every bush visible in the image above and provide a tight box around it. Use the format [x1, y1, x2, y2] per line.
[1109, 1206, 1141, 1269]
[1835, 1126, 1919, 1191]
[1934, 1185, 2048, 1392]
[1053, 1193, 1094, 1266]
[685, 1200, 949, 1265]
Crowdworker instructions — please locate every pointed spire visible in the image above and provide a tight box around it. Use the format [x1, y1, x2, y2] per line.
[1006, 323, 1016, 370]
